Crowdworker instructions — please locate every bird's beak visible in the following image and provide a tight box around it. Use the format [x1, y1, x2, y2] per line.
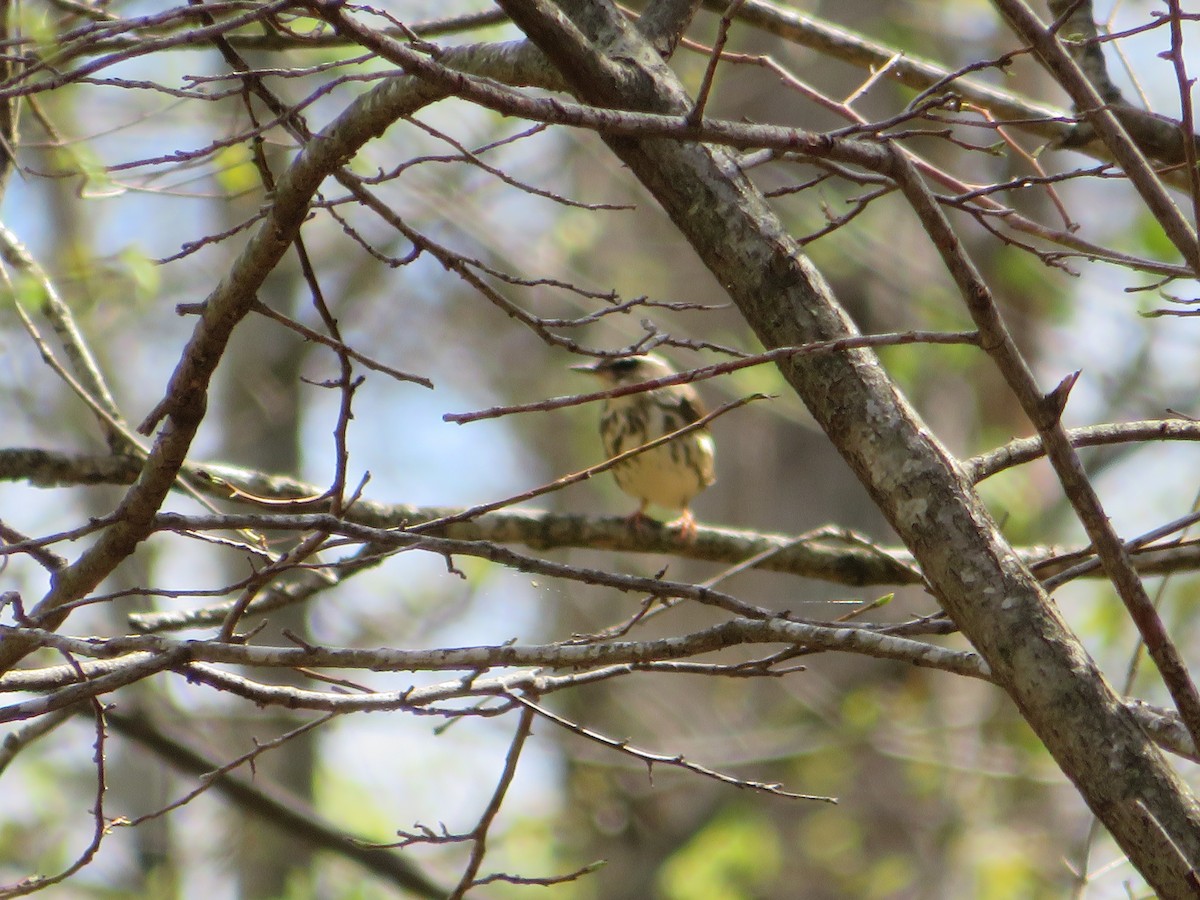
[570, 362, 601, 374]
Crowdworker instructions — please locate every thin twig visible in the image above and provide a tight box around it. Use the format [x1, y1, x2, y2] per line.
[447, 706, 535, 898]
[445, 331, 978, 424]
[512, 693, 836, 801]
[687, 0, 745, 125]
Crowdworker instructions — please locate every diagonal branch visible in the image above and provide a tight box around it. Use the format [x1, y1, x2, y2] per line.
[484, 0, 1200, 891]
[104, 709, 446, 897]
[0, 61, 452, 672]
[990, 0, 1200, 272]
[886, 148, 1200, 755]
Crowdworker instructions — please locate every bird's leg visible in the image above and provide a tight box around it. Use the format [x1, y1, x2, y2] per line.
[625, 500, 656, 533]
[670, 507, 698, 541]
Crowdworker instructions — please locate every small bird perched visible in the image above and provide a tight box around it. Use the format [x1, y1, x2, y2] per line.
[573, 354, 716, 537]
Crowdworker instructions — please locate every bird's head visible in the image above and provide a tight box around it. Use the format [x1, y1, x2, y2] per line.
[571, 354, 677, 386]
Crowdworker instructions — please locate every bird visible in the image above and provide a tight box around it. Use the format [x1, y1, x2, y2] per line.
[573, 354, 716, 537]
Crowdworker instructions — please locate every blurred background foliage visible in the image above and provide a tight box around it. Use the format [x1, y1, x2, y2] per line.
[1, 0, 1197, 897]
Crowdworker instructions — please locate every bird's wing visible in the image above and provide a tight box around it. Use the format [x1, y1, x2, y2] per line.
[671, 389, 708, 426]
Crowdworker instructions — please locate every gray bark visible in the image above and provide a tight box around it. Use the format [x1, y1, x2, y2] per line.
[492, 0, 1200, 894]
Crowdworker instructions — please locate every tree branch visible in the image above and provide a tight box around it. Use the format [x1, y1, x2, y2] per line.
[486, 0, 1200, 891]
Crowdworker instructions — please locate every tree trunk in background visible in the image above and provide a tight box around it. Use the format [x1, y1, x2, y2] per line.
[220, 253, 315, 899]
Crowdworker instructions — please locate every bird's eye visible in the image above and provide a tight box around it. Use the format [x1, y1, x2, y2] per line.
[608, 358, 641, 375]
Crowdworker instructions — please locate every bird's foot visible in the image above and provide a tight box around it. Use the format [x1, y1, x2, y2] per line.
[669, 509, 699, 542]
[624, 509, 658, 534]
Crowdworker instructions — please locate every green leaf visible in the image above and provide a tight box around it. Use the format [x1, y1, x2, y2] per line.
[69, 143, 125, 199]
[118, 245, 161, 302]
[213, 143, 261, 196]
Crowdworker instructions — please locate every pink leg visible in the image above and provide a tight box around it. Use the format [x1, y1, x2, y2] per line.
[625, 500, 654, 532]
[671, 507, 698, 540]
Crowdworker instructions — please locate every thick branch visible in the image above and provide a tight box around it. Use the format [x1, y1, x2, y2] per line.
[486, 0, 1200, 892]
[0, 621, 990, 689]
